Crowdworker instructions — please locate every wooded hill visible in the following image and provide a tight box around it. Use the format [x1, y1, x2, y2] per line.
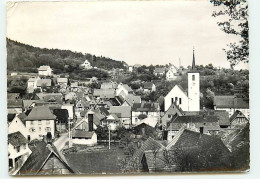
[6, 38, 127, 74]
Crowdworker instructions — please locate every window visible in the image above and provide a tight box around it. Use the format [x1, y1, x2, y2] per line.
[16, 146, 20, 153]
[175, 97, 178, 102]
[45, 127, 51, 132]
[171, 98, 174, 104]
[179, 98, 182, 105]
[192, 75, 195, 81]
[29, 128, 35, 133]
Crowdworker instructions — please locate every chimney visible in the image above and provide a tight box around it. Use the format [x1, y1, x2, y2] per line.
[88, 111, 94, 131]
[199, 127, 204, 134]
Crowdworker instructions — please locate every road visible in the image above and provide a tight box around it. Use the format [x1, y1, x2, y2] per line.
[53, 133, 69, 151]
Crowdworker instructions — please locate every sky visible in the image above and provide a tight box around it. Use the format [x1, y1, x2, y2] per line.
[6, 0, 248, 69]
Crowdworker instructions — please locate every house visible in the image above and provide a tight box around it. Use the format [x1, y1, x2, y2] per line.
[22, 100, 44, 112]
[166, 114, 220, 141]
[72, 111, 97, 146]
[133, 118, 159, 138]
[36, 79, 52, 90]
[161, 102, 184, 130]
[122, 94, 141, 107]
[116, 84, 134, 99]
[24, 106, 56, 141]
[35, 93, 64, 105]
[7, 93, 23, 114]
[80, 59, 92, 69]
[18, 141, 75, 175]
[109, 106, 132, 128]
[229, 110, 249, 129]
[93, 89, 116, 99]
[61, 104, 74, 120]
[8, 114, 27, 137]
[38, 65, 52, 76]
[166, 65, 178, 81]
[164, 50, 200, 112]
[57, 78, 68, 87]
[102, 114, 120, 130]
[143, 82, 156, 93]
[140, 128, 231, 172]
[65, 92, 77, 102]
[154, 67, 166, 76]
[129, 66, 133, 72]
[213, 95, 249, 119]
[100, 82, 118, 89]
[70, 82, 79, 91]
[75, 99, 89, 118]
[132, 102, 160, 125]
[27, 77, 40, 93]
[8, 132, 32, 174]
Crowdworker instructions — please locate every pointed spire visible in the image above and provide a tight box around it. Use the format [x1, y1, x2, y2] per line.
[192, 47, 195, 70]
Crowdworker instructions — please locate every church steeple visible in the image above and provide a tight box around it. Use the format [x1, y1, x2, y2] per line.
[192, 47, 195, 70]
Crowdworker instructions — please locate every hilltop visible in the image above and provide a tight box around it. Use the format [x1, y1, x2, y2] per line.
[6, 38, 128, 73]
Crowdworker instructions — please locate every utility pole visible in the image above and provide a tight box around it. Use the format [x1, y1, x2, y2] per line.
[68, 120, 72, 148]
[108, 124, 111, 150]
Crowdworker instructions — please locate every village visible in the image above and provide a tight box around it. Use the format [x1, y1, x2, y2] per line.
[7, 46, 250, 175]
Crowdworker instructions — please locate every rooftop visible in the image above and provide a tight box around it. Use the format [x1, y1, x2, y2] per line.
[24, 106, 56, 121]
[8, 131, 27, 147]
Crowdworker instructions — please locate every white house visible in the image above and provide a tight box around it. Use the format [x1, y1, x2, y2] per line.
[116, 84, 133, 99]
[57, 78, 68, 87]
[132, 102, 160, 125]
[8, 132, 32, 174]
[72, 111, 97, 146]
[8, 115, 27, 137]
[80, 59, 92, 69]
[109, 106, 132, 128]
[38, 66, 52, 76]
[143, 82, 156, 93]
[213, 95, 249, 119]
[166, 65, 178, 81]
[164, 50, 200, 112]
[27, 77, 40, 93]
[24, 106, 56, 141]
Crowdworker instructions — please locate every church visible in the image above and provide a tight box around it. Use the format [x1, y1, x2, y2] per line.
[164, 49, 200, 112]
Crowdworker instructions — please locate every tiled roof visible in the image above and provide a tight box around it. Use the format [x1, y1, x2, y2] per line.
[214, 96, 249, 109]
[133, 137, 165, 162]
[132, 102, 159, 112]
[93, 89, 116, 99]
[36, 93, 63, 104]
[36, 79, 51, 87]
[8, 113, 16, 122]
[23, 100, 44, 109]
[72, 130, 94, 139]
[124, 94, 141, 106]
[38, 66, 51, 71]
[154, 67, 166, 73]
[18, 141, 75, 175]
[8, 99, 23, 108]
[109, 106, 131, 118]
[24, 106, 56, 121]
[98, 107, 110, 116]
[229, 110, 248, 123]
[57, 78, 68, 83]
[143, 82, 154, 89]
[8, 131, 27, 147]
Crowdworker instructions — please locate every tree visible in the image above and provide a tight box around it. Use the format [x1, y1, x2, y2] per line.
[211, 0, 248, 69]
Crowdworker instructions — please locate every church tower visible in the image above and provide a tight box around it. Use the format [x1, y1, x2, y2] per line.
[188, 48, 200, 111]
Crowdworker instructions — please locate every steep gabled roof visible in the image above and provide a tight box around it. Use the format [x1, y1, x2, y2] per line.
[24, 106, 56, 121]
[18, 141, 75, 175]
[8, 131, 27, 147]
[109, 106, 131, 118]
[133, 137, 165, 162]
[213, 96, 249, 109]
[230, 110, 248, 123]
